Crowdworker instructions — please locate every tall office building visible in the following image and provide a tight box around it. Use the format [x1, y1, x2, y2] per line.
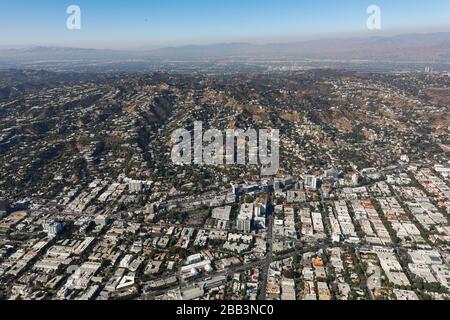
[303, 175, 318, 189]
[42, 221, 64, 236]
[236, 217, 252, 233]
[0, 199, 8, 218]
[0, 199, 7, 211]
[237, 203, 254, 233]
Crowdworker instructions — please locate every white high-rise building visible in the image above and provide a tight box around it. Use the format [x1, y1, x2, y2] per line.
[128, 181, 143, 193]
[237, 203, 254, 233]
[236, 217, 252, 233]
[303, 175, 318, 189]
[42, 221, 63, 236]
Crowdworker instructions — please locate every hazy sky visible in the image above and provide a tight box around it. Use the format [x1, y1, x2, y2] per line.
[1, 0, 450, 49]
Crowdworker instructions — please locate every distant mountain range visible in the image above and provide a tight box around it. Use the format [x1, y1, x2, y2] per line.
[147, 32, 450, 62]
[1, 32, 450, 65]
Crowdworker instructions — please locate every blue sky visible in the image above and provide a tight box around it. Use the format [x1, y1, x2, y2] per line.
[1, 0, 450, 49]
